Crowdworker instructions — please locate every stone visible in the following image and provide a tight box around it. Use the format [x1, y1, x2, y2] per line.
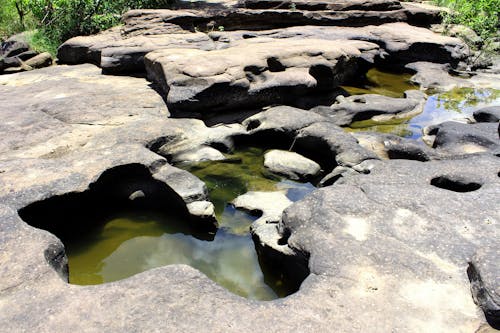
[474, 106, 500, 123]
[352, 131, 437, 161]
[406, 61, 470, 90]
[241, 105, 378, 169]
[23, 52, 52, 69]
[232, 191, 295, 256]
[469, 248, 500, 328]
[282, 155, 499, 332]
[186, 200, 216, 220]
[0, 45, 500, 333]
[153, 164, 209, 203]
[171, 145, 226, 163]
[211, 22, 468, 67]
[58, 27, 215, 73]
[145, 38, 378, 112]
[425, 121, 500, 156]
[57, 11, 466, 75]
[312, 90, 426, 126]
[1, 35, 29, 58]
[264, 149, 321, 180]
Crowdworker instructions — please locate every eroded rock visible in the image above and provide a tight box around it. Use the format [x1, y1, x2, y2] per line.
[312, 90, 426, 126]
[425, 121, 500, 156]
[264, 149, 321, 180]
[145, 38, 378, 112]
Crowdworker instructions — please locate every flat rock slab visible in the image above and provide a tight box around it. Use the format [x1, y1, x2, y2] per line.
[145, 38, 378, 112]
[58, 27, 215, 73]
[264, 149, 321, 180]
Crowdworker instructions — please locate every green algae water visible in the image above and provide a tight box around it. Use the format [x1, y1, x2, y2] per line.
[341, 68, 500, 140]
[65, 147, 315, 301]
[346, 88, 500, 140]
[342, 68, 417, 98]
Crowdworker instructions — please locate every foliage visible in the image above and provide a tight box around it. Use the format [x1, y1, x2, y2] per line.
[1, 0, 175, 54]
[434, 0, 500, 42]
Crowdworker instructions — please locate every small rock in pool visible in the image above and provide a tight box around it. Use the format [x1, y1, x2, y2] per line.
[264, 150, 321, 181]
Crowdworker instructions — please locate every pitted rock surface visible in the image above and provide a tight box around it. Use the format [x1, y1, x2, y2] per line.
[145, 38, 378, 112]
[1, 0, 500, 331]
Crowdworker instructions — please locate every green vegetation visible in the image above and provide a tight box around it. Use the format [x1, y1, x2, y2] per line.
[0, 0, 175, 55]
[434, 0, 499, 45]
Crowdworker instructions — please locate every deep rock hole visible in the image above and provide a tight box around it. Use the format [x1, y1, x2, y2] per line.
[18, 163, 309, 300]
[430, 176, 482, 193]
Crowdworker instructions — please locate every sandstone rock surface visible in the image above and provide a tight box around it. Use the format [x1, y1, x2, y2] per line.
[264, 149, 321, 180]
[145, 38, 378, 112]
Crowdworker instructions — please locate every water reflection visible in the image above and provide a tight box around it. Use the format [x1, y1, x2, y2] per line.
[66, 147, 316, 300]
[347, 88, 500, 140]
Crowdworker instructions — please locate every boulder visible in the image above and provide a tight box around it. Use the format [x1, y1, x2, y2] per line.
[232, 191, 296, 256]
[211, 22, 468, 67]
[406, 61, 470, 90]
[312, 90, 426, 126]
[186, 200, 217, 221]
[58, 27, 215, 73]
[23, 52, 52, 69]
[425, 121, 500, 156]
[171, 146, 226, 163]
[153, 164, 209, 203]
[1, 35, 29, 58]
[352, 131, 438, 161]
[474, 106, 500, 123]
[145, 38, 378, 112]
[264, 149, 321, 180]
[1, 50, 500, 333]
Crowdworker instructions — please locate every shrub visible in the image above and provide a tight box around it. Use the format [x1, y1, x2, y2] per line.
[1, 0, 175, 54]
[434, 0, 500, 42]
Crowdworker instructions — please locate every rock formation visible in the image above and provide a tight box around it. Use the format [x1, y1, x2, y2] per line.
[0, 0, 499, 332]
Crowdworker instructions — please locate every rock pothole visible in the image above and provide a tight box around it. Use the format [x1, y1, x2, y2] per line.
[17, 158, 311, 300]
[430, 175, 482, 193]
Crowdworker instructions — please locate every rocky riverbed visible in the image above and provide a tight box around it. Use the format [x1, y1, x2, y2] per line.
[0, 0, 499, 332]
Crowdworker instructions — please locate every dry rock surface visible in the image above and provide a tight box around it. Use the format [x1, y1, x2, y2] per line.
[1, 0, 499, 332]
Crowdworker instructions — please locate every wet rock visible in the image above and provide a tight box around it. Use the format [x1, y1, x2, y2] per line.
[241, 105, 378, 169]
[312, 90, 426, 126]
[425, 121, 500, 156]
[145, 38, 378, 112]
[264, 149, 321, 180]
[474, 106, 500, 123]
